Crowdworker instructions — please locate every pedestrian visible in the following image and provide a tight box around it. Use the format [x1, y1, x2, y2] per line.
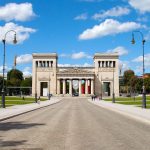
[37, 96, 40, 104]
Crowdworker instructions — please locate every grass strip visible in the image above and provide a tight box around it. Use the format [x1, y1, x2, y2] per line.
[0, 96, 47, 107]
[104, 96, 150, 101]
[0, 96, 47, 101]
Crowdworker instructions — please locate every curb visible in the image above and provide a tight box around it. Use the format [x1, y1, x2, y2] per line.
[0, 99, 61, 122]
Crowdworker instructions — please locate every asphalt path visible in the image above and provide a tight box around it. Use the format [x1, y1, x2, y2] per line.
[0, 98, 150, 150]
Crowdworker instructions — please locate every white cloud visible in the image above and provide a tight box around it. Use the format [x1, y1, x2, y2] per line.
[106, 46, 128, 56]
[92, 6, 130, 20]
[132, 53, 150, 68]
[74, 13, 88, 20]
[0, 65, 9, 72]
[23, 67, 32, 76]
[132, 53, 150, 74]
[0, 3, 36, 22]
[60, 54, 70, 57]
[79, 19, 142, 40]
[58, 64, 72, 67]
[60, 52, 92, 59]
[82, 63, 93, 67]
[58, 63, 93, 67]
[134, 66, 143, 74]
[128, 0, 150, 13]
[23, 66, 31, 72]
[0, 22, 36, 44]
[0, 65, 32, 77]
[119, 60, 130, 75]
[16, 54, 32, 64]
[71, 52, 92, 59]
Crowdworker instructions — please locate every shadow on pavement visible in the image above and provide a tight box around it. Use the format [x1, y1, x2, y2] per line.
[0, 139, 27, 147]
[0, 136, 43, 149]
[0, 121, 45, 131]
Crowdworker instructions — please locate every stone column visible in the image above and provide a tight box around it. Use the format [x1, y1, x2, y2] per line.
[100, 61, 101, 68]
[85, 79, 88, 95]
[104, 61, 106, 67]
[63, 79, 66, 95]
[107, 61, 110, 67]
[57, 79, 60, 94]
[91, 79, 94, 95]
[79, 79, 82, 95]
[69, 79, 72, 95]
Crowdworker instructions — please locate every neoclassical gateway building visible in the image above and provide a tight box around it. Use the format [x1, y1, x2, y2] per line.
[32, 53, 119, 97]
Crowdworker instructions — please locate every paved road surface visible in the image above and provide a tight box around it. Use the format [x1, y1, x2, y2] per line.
[0, 98, 150, 150]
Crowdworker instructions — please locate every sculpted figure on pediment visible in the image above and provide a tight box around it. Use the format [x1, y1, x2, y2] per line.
[58, 68, 93, 75]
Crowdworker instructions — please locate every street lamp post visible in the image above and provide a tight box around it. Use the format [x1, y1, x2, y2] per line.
[112, 67, 115, 103]
[131, 31, 146, 108]
[1, 30, 17, 108]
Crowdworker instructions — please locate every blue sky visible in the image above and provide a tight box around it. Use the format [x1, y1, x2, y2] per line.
[0, 0, 150, 76]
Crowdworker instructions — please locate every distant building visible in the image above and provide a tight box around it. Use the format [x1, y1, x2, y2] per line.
[144, 73, 150, 78]
[32, 53, 119, 97]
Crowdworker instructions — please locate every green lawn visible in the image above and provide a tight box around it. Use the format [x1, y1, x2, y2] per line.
[0, 96, 47, 107]
[0, 96, 47, 101]
[103, 96, 150, 108]
[104, 96, 150, 101]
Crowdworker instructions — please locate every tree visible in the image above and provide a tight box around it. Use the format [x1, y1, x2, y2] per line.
[0, 76, 3, 94]
[123, 70, 135, 94]
[130, 75, 138, 100]
[136, 78, 143, 94]
[6, 69, 24, 96]
[21, 77, 32, 87]
[130, 75, 138, 92]
[7, 69, 23, 87]
[21, 77, 32, 95]
[145, 77, 150, 93]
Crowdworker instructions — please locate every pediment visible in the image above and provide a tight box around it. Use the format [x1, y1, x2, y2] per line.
[58, 68, 94, 75]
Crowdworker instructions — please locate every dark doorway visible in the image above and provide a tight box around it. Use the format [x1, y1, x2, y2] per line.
[103, 82, 110, 96]
[40, 82, 48, 96]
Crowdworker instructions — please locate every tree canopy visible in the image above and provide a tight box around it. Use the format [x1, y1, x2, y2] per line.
[124, 70, 135, 86]
[0, 76, 3, 91]
[21, 77, 32, 87]
[7, 69, 24, 87]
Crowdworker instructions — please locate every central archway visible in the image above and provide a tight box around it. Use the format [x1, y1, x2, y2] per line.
[72, 80, 79, 96]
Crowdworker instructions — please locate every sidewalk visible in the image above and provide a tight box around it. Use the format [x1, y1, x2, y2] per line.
[0, 97, 61, 121]
[88, 98, 150, 125]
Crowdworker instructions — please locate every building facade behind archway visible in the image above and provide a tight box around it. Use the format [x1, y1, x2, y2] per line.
[32, 53, 119, 97]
